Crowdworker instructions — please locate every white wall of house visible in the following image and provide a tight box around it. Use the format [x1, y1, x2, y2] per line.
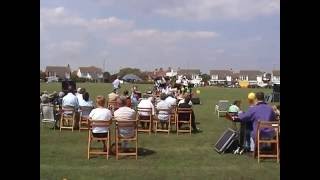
[211, 75, 218, 80]
[226, 76, 232, 82]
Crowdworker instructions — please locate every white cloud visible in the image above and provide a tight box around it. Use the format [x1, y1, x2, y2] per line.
[154, 0, 280, 20]
[40, 7, 134, 30]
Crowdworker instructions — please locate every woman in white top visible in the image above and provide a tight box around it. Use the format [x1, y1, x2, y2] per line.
[89, 96, 113, 151]
[79, 92, 94, 107]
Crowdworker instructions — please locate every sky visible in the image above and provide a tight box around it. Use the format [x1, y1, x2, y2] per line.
[40, 0, 280, 74]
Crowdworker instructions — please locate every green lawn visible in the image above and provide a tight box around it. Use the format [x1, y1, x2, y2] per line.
[40, 83, 279, 180]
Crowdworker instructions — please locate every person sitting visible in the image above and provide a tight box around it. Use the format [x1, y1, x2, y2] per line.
[156, 93, 171, 129]
[123, 90, 132, 108]
[178, 95, 201, 133]
[165, 92, 177, 107]
[89, 96, 113, 152]
[76, 88, 85, 103]
[57, 91, 65, 108]
[108, 89, 119, 102]
[137, 97, 155, 129]
[178, 93, 193, 106]
[228, 100, 242, 116]
[237, 92, 276, 153]
[79, 92, 94, 107]
[62, 86, 80, 128]
[114, 96, 136, 149]
[62, 86, 79, 109]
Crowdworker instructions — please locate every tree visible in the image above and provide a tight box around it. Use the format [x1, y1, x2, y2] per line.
[40, 70, 46, 81]
[117, 67, 147, 81]
[103, 71, 111, 82]
[201, 73, 211, 84]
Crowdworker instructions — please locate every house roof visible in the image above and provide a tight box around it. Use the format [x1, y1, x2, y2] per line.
[177, 69, 201, 75]
[239, 70, 263, 80]
[209, 70, 233, 79]
[272, 70, 280, 76]
[45, 66, 71, 78]
[79, 66, 103, 74]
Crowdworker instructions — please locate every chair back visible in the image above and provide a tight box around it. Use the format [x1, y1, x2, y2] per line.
[137, 107, 152, 116]
[62, 105, 76, 115]
[80, 106, 93, 117]
[156, 108, 171, 120]
[116, 119, 137, 128]
[218, 100, 229, 111]
[88, 119, 112, 130]
[177, 108, 192, 122]
[41, 104, 55, 122]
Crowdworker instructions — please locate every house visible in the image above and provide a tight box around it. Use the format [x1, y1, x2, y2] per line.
[239, 70, 263, 85]
[77, 66, 103, 80]
[272, 70, 280, 85]
[209, 70, 233, 85]
[177, 69, 201, 80]
[45, 65, 71, 80]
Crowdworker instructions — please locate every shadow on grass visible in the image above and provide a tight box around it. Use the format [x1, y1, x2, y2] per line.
[138, 147, 156, 156]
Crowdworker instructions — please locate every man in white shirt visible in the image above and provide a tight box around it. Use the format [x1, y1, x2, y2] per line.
[114, 96, 136, 149]
[165, 92, 177, 107]
[89, 96, 113, 151]
[156, 93, 171, 129]
[112, 77, 121, 92]
[137, 97, 155, 129]
[62, 86, 79, 109]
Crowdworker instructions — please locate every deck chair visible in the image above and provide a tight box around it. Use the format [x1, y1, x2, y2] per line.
[254, 121, 280, 163]
[79, 106, 93, 132]
[176, 108, 192, 135]
[154, 108, 171, 135]
[60, 106, 76, 132]
[215, 100, 229, 118]
[137, 107, 153, 135]
[87, 119, 112, 159]
[170, 105, 177, 131]
[115, 119, 138, 160]
[41, 104, 56, 130]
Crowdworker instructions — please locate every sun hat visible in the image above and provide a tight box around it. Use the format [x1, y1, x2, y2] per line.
[248, 92, 256, 100]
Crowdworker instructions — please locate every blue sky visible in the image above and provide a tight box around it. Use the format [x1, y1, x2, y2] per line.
[40, 0, 279, 74]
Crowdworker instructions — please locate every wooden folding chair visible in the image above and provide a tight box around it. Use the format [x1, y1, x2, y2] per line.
[170, 105, 177, 131]
[176, 108, 192, 135]
[40, 104, 56, 130]
[87, 119, 112, 159]
[79, 106, 93, 132]
[115, 119, 138, 160]
[60, 106, 76, 132]
[154, 108, 171, 135]
[254, 121, 280, 163]
[137, 107, 153, 135]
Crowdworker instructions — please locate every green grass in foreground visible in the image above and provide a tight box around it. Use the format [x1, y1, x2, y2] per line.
[40, 83, 279, 180]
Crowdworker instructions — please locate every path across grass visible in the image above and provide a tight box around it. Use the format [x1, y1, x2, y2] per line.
[40, 83, 279, 180]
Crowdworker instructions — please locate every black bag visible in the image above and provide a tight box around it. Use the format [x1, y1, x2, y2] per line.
[191, 97, 200, 104]
[214, 128, 239, 154]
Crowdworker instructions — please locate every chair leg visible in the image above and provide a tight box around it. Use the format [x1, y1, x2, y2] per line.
[60, 116, 63, 132]
[87, 135, 91, 160]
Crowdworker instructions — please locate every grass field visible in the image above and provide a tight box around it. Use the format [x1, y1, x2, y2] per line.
[40, 83, 279, 180]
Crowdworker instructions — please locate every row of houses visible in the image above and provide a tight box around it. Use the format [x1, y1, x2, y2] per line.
[42, 65, 280, 85]
[44, 65, 103, 80]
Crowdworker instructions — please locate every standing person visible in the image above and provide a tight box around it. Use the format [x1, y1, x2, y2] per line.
[89, 96, 113, 151]
[130, 85, 139, 110]
[112, 76, 121, 92]
[237, 92, 276, 153]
